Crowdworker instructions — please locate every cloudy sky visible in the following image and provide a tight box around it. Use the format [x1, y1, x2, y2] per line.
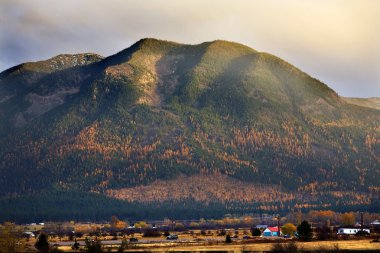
[1, 0, 379, 97]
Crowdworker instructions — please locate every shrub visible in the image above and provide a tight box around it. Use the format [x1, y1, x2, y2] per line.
[218, 229, 226, 236]
[313, 244, 340, 253]
[143, 229, 161, 237]
[85, 238, 103, 253]
[271, 242, 301, 252]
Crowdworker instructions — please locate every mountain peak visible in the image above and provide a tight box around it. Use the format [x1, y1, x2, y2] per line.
[131, 38, 182, 54]
[207, 39, 258, 53]
[93, 38, 341, 111]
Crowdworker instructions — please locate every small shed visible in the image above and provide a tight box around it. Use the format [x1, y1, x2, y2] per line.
[263, 227, 279, 237]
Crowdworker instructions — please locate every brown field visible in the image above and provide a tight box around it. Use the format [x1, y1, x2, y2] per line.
[52, 239, 380, 252]
[164, 240, 380, 252]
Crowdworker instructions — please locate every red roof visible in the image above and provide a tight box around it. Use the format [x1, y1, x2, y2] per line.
[267, 227, 279, 232]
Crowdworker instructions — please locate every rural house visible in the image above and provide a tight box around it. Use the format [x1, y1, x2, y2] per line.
[263, 227, 280, 237]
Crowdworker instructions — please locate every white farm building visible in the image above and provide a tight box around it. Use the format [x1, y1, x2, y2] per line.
[337, 228, 370, 235]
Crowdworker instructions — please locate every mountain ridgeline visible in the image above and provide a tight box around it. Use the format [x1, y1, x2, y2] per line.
[0, 39, 379, 222]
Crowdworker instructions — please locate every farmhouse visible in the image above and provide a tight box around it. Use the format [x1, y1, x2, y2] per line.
[337, 228, 370, 235]
[263, 227, 280, 237]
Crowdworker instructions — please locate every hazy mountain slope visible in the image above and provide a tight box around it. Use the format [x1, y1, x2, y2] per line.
[343, 97, 380, 110]
[0, 39, 379, 221]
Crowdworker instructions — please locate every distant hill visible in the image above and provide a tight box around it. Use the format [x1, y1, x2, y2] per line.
[0, 39, 379, 222]
[343, 97, 380, 110]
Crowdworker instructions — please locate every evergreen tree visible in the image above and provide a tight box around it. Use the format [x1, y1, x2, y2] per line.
[225, 234, 232, 243]
[297, 220, 312, 241]
[35, 233, 49, 252]
[251, 227, 261, 236]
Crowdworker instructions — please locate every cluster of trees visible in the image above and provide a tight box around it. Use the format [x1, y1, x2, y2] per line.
[83, 211, 379, 235]
[232, 126, 311, 158]
[286, 210, 380, 227]
[1, 183, 379, 222]
[107, 174, 295, 205]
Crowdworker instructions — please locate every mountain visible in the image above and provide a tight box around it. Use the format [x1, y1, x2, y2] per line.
[343, 97, 380, 110]
[0, 39, 379, 222]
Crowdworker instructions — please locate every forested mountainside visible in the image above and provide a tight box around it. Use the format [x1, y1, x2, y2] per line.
[0, 39, 379, 222]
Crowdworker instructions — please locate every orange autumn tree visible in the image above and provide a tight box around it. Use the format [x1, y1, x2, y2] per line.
[110, 216, 127, 230]
[281, 223, 297, 236]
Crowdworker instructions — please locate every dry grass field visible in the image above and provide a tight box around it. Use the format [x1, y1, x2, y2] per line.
[52, 239, 380, 252]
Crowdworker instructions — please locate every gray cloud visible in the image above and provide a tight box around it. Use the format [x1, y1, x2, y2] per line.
[0, 0, 379, 97]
